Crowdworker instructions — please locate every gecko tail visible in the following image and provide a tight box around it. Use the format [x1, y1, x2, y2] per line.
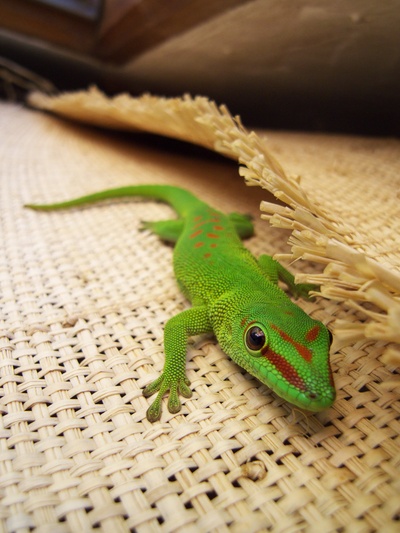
[24, 185, 203, 217]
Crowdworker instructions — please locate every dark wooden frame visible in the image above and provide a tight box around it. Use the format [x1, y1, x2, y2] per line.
[0, 0, 253, 64]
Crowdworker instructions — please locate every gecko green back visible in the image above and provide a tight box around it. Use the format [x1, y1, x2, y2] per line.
[26, 185, 335, 421]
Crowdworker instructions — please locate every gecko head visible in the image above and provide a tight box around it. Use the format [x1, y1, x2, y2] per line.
[215, 295, 335, 412]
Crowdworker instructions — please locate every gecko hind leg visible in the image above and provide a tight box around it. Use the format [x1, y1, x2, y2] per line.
[228, 212, 254, 239]
[258, 254, 318, 300]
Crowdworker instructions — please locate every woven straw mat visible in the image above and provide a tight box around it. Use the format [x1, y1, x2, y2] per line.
[0, 100, 399, 533]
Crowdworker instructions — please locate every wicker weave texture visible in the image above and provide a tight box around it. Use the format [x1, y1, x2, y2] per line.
[0, 103, 399, 532]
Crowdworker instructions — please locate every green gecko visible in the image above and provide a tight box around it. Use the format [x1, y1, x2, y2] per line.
[26, 185, 335, 421]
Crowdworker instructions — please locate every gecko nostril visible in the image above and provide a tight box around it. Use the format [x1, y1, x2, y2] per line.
[307, 391, 319, 400]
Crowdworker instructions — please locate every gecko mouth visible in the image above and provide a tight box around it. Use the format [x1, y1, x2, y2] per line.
[295, 388, 336, 412]
[254, 353, 336, 411]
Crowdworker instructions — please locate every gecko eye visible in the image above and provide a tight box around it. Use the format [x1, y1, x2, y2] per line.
[245, 325, 268, 355]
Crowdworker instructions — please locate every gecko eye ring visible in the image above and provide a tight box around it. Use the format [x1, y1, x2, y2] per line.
[245, 325, 268, 355]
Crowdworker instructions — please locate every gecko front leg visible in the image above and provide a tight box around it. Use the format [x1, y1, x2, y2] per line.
[143, 305, 212, 421]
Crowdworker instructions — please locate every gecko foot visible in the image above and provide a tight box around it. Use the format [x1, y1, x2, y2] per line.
[143, 373, 192, 422]
[292, 283, 319, 301]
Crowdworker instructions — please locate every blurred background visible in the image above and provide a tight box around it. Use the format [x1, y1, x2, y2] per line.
[0, 0, 399, 135]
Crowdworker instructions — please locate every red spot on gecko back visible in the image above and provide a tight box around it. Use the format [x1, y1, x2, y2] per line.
[261, 347, 307, 391]
[190, 230, 203, 239]
[206, 233, 219, 239]
[271, 324, 313, 362]
[305, 325, 320, 342]
[194, 219, 221, 229]
[204, 253, 212, 259]
[194, 221, 208, 228]
[214, 225, 224, 231]
[195, 242, 204, 248]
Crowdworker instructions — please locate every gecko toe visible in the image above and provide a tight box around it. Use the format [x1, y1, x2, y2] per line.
[178, 378, 192, 399]
[146, 399, 162, 422]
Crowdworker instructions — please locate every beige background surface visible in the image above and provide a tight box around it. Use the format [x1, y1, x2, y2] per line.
[0, 101, 399, 531]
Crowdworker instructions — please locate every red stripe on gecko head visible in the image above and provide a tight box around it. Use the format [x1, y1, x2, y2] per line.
[271, 324, 313, 362]
[328, 363, 335, 387]
[305, 325, 320, 342]
[240, 318, 255, 328]
[240, 316, 249, 328]
[261, 347, 307, 391]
